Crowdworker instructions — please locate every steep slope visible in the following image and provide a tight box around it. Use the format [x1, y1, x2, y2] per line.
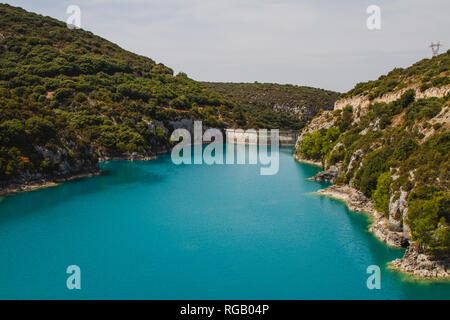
[340, 53, 449, 103]
[295, 51, 450, 278]
[202, 82, 339, 130]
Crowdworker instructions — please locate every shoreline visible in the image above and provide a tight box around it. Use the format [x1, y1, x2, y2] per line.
[314, 184, 449, 279]
[389, 246, 450, 279]
[293, 153, 323, 168]
[1, 141, 291, 197]
[315, 185, 407, 247]
[387, 262, 450, 282]
[0, 148, 172, 197]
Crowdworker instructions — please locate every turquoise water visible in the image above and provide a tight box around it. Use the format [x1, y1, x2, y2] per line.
[0, 145, 449, 299]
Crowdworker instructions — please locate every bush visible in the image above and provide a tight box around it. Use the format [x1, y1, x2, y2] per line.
[24, 117, 56, 143]
[398, 89, 416, 109]
[54, 87, 74, 103]
[407, 187, 450, 255]
[354, 147, 391, 197]
[406, 98, 442, 121]
[372, 172, 391, 216]
[298, 127, 340, 164]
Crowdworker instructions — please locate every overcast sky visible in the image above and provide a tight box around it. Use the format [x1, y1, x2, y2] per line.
[4, 0, 449, 92]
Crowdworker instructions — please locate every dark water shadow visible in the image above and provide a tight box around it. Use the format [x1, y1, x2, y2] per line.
[0, 161, 166, 225]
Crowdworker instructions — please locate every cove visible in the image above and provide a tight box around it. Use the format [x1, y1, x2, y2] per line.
[0, 145, 449, 299]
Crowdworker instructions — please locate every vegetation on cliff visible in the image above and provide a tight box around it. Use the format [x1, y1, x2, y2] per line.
[297, 51, 450, 256]
[342, 51, 449, 99]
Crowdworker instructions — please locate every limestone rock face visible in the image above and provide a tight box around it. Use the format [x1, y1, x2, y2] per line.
[347, 149, 363, 174]
[388, 190, 408, 232]
[294, 78, 450, 278]
[334, 85, 450, 112]
[369, 219, 408, 247]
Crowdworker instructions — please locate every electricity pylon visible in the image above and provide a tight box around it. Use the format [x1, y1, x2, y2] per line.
[430, 42, 443, 57]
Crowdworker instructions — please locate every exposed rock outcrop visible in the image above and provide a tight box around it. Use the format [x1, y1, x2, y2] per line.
[389, 190, 409, 233]
[334, 85, 450, 112]
[370, 219, 409, 248]
[310, 165, 341, 182]
[346, 149, 363, 174]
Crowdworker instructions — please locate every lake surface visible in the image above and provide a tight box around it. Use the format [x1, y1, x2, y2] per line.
[0, 145, 449, 299]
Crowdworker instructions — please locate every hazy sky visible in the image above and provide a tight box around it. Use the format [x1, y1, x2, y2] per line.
[4, 0, 449, 92]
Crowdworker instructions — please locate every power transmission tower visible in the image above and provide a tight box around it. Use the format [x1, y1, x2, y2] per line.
[430, 42, 443, 57]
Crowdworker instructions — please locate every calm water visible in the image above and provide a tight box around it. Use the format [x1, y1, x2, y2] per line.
[0, 145, 449, 299]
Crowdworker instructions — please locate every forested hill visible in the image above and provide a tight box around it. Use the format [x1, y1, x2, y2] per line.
[295, 50, 449, 270]
[0, 4, 316, 190]
[203, 82, 339, 130]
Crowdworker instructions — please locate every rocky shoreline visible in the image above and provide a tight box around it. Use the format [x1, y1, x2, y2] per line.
[390, 246, 450, 279]
[98, 153, 158, 162]
[2, 143, 448, 279]
[315, 184, 449, 279]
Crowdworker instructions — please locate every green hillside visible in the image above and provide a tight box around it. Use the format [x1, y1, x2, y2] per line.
[342, 52, 449, 99]
[203, 82, 339, 130]
[296, 51, 450, 256]
[0, 3, 242, 185]
[0, 4, 320, 188]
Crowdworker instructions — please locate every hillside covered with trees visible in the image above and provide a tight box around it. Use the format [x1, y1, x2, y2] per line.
[296, 51, 449, 270]
[0, 3, 245, 188]
[203, 82, 339, 130]
[342, 51, 449, 100]
[0, 4, 337, 190]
